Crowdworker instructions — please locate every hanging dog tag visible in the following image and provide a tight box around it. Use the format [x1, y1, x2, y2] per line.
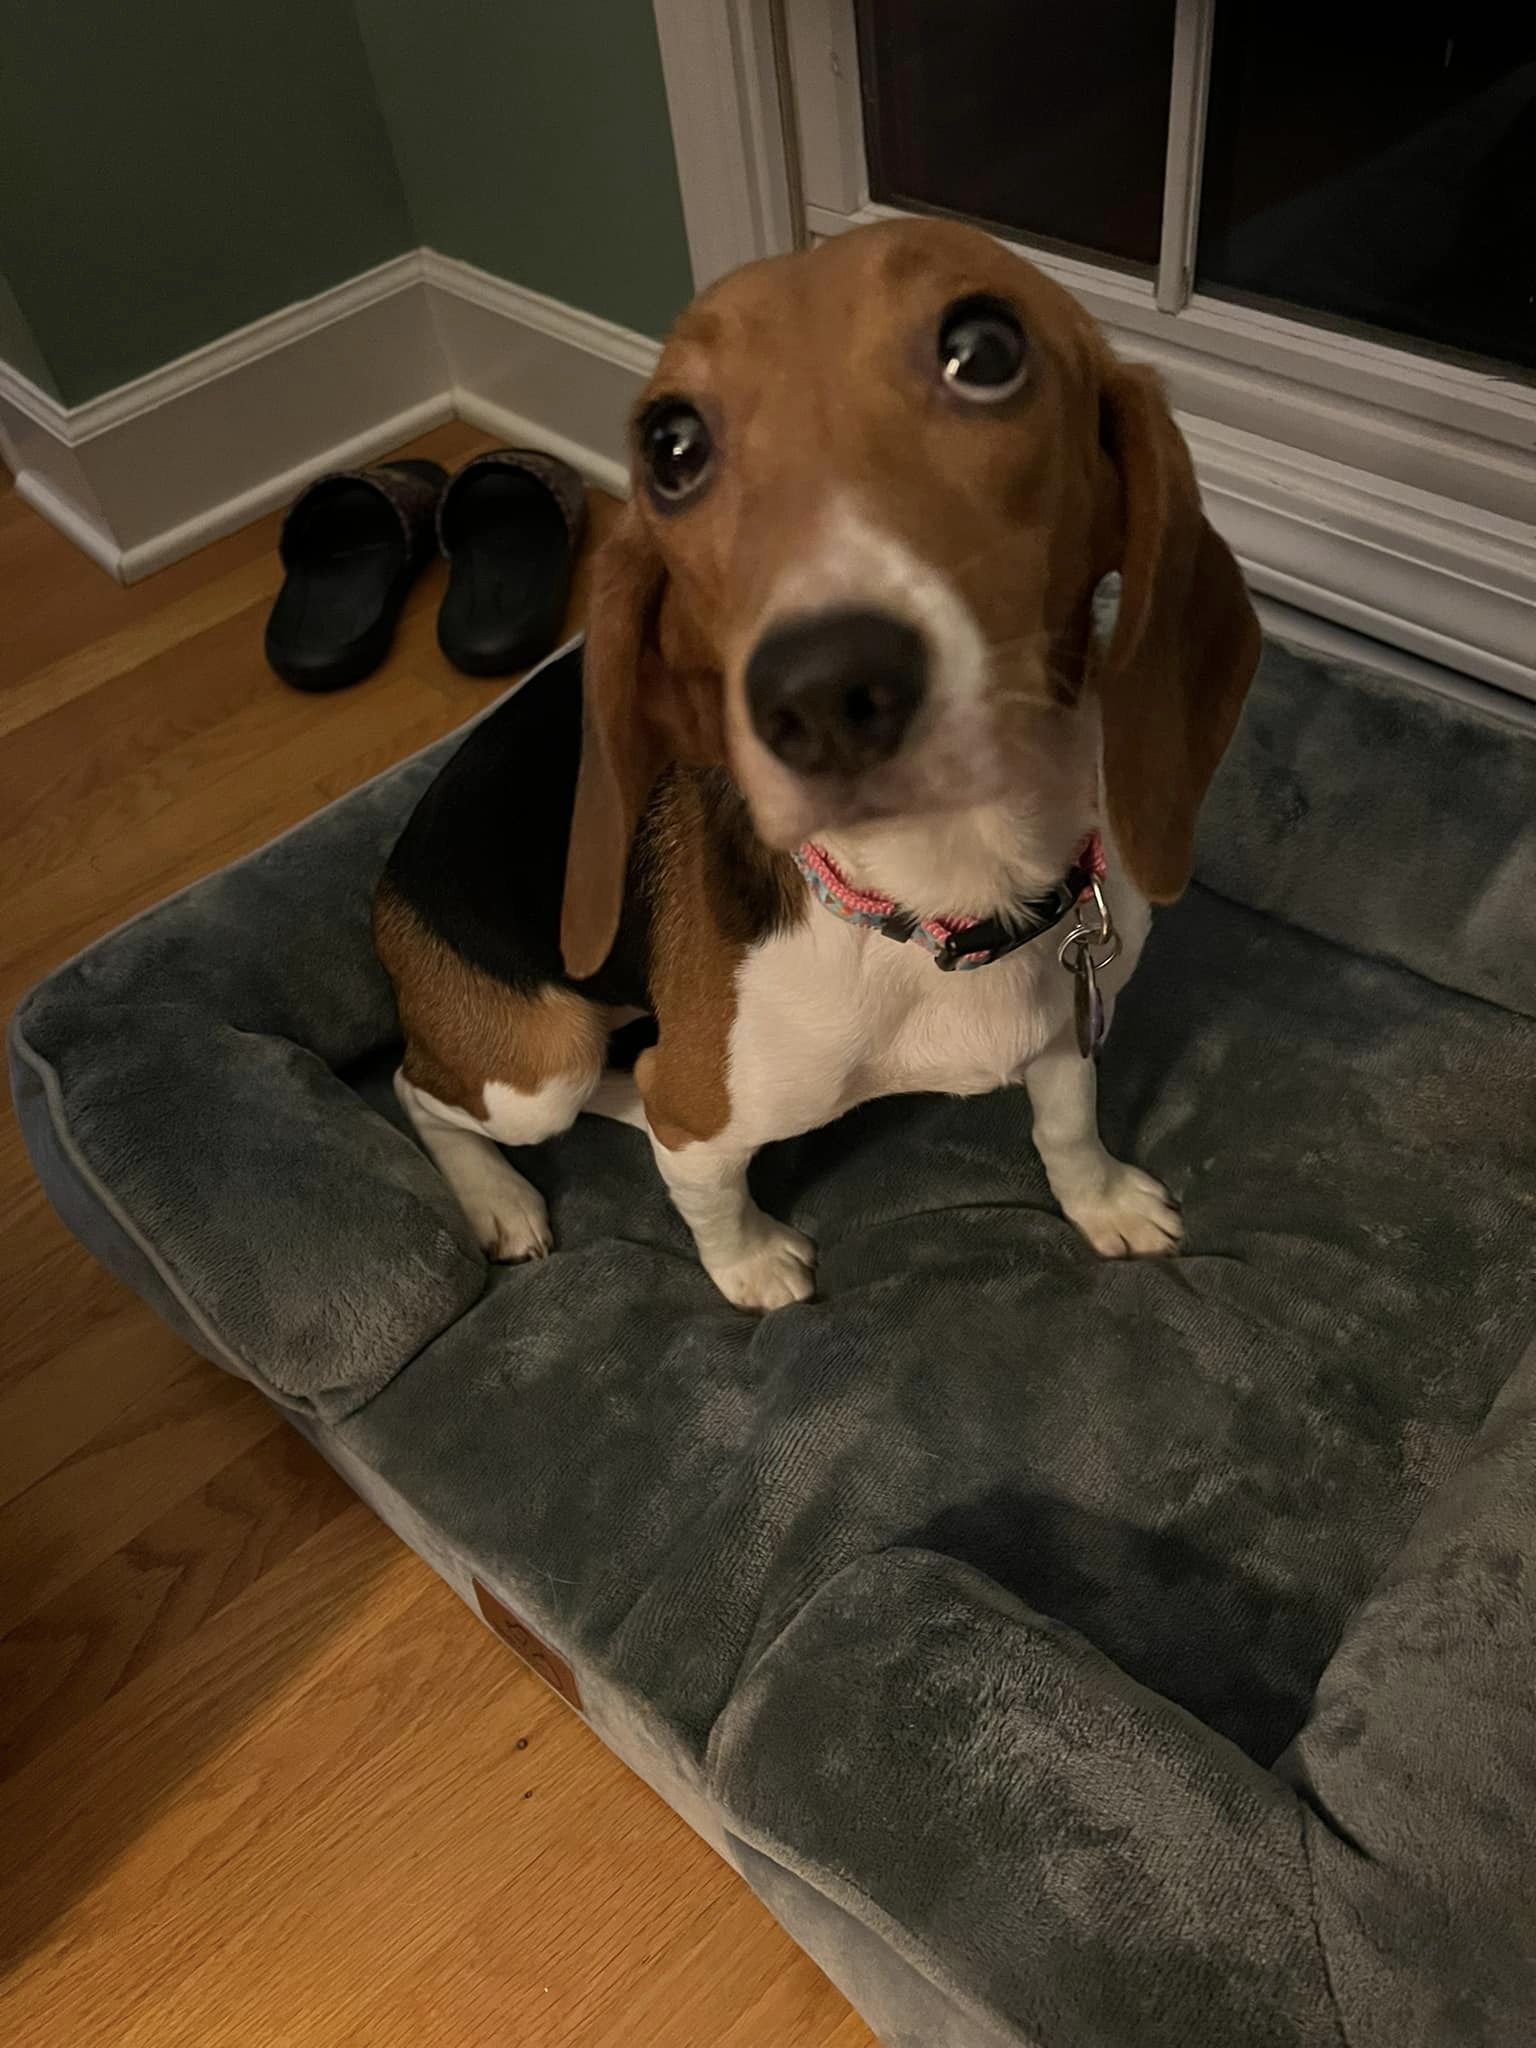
[1071, 942, 1104, 1059]
[1058, 874, 1116, 1059]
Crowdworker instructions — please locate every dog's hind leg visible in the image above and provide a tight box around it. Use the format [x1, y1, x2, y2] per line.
[395, 1054, 599, 1262]
[376, 885, 607, 1260]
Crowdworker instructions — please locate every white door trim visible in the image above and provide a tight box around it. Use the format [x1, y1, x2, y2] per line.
[650, 0, 800, 290]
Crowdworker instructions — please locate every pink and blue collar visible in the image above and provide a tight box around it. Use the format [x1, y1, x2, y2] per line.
[793, 835, 1105, 973]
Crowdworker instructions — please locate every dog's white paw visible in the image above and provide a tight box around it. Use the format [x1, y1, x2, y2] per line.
[1061, 1163, 1183, 1259]
[461, 1164, 554, 1263]
[707, 1220, 817, 1312]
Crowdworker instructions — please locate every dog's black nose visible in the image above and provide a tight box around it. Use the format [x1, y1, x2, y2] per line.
[745, 609, 927, 777]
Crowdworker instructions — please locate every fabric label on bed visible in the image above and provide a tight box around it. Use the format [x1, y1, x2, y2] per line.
[473, 1578, 583, 1712]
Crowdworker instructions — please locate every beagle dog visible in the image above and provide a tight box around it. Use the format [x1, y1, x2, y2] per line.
[375, 217, 1260, 1311]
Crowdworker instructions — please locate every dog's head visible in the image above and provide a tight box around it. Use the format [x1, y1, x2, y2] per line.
[561, 216, 1259, 978]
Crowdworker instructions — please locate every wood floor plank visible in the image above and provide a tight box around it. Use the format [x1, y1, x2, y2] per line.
[0, 1298, 189, 1506]
[0, 1359, 274, 1627]
[0, 1504, 406, 1978]
[0, 669, 458, 1011]
[0, 573, 455, 886]
[1, 598, 293, 875]
[0, 552, 280, 743]
[0, 1424, 355, 1774]
[0, 1205, 131, 1398]
[2, 1540, 835, 2048]
[0, 1111, 150, 1400]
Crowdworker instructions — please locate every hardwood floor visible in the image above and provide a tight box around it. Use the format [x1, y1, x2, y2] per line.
[0, 434, 874, 2047]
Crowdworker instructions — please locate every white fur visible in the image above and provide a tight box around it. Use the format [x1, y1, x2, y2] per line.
[650, 804, 1178, 1308]
[648, 1134, 817, 1312]
[395, 1069, 596, 1263]
[728, 499, 1009, 850]
[1022, 1033, 1182, 1257]
[718, 717, 1146, 1152]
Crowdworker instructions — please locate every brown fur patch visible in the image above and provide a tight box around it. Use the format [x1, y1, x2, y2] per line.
[637, 770, 801, 1150]
[374, 882, 606, 1117]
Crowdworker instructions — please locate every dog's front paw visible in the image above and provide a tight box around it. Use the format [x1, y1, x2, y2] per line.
[707, 1219, 817, 1312]
[1060, 1163, 1183, 1259]
[461, 1162, 554, 1263]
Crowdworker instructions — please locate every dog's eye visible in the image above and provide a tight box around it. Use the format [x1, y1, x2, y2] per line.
[641, 400, 714, 503]
[938, 297, 1028, 402]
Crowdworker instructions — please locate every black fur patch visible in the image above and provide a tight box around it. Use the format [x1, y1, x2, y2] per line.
[381, 643, 800, 1008]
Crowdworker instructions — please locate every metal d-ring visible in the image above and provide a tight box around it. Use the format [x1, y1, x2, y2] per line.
[1058, 925, 1122, 972]
[1058, 876, 1120, 973]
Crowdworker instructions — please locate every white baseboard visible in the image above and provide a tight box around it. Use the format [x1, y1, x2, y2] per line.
[425, 252, 653, 498]
[0, 248, 655, 584]
[451, 389, 631, 501]
[116, 394, 455, 582]
[13, 468, 121, 576]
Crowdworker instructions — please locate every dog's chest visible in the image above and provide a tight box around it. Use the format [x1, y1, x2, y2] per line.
[727, 910, 1063, 1143]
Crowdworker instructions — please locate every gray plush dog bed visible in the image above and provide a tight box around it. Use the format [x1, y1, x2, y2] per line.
[12, 632, 1536, 2048]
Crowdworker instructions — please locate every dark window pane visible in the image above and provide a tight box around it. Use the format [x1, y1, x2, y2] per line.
[1198, 9, 1536, 370]
[856, 1, 1176, 271]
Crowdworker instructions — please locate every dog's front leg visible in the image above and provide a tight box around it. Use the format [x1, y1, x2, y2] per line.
[648, 1130, 816, 1311]
[1022, 1032, 1184, 1257]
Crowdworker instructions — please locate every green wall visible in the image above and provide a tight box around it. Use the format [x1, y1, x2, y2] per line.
[0, 265, 57, 397]
[355, 0, 692, 340]
[0, 2, 691, 409]
[0, 0, 415, 404]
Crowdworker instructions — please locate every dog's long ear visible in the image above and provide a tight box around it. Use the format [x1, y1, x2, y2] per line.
[1095, 360, 1260, 902]
[561, 502, 671, 980]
